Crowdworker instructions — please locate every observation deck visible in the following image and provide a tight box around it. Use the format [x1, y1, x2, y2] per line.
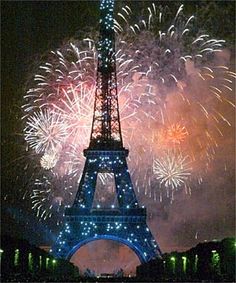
[65, 207, 147, 224]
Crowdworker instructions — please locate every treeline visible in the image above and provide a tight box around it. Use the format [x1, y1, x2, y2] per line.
[136, 238, 235, 282]
[1, 235, 235, 282]
[1, 235, 80, 282]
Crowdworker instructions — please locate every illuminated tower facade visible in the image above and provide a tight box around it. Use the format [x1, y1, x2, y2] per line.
[52, 0, 162, 263]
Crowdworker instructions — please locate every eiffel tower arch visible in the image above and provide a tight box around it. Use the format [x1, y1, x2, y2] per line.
[62, 235, 156, 264]
[52, 0, 162, 264]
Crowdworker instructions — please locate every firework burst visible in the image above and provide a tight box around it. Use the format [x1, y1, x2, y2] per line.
[31, 173, 76, 224]
[153, 150, 192, 201]
[24, 109, 68, 154]
[166, 123, 188, 144]
[40, 150, 59, 170]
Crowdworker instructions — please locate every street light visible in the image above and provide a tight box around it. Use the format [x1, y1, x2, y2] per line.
[170, 256, 176, 273]
[194, 255, 198, 273]
[39, 255, 42, 270]
[0, 249, 3, 262]
[28, 252, 33, 272]
[52, 259, 57, 271]
[14, 249, 20, 267]
[46, 257, 50, 270]
[182, 256, 187, 273]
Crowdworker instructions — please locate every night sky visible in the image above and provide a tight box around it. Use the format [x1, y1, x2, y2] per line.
[1, 0, 235, 275]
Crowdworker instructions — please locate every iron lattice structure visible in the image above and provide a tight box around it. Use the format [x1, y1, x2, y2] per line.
[90, 0, 122, 149]
[52, 0, 162, 264]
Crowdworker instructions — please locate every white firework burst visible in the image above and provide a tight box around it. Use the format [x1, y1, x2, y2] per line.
[24, 109, 68, 154]
[40, 149, 59, 170]
[31, 173, 75, 224]
[153, 150, 192, 193]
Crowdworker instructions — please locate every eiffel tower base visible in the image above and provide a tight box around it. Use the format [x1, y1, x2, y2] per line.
[52, 207, 161, 263]
[52, 149, 161, 262]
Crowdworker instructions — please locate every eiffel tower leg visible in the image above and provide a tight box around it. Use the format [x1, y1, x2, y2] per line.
[73, 158, 98, 209]
[114, 156, 139, 208]
[74, 150, 139, 209]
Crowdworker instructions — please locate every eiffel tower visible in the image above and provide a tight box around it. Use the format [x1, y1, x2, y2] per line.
[52, 0, 162, 263]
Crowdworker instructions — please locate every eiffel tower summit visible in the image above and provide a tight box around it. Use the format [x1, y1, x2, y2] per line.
[52, 0, 162, 263]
